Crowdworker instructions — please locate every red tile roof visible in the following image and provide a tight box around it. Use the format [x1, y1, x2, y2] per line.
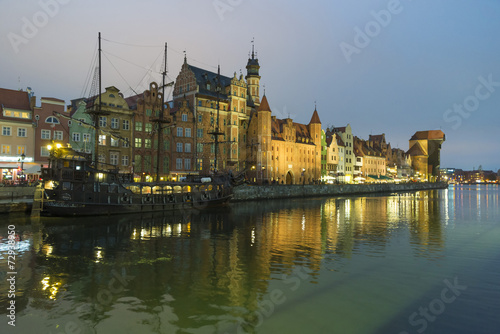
[309, 109, 321, 124]
[258, 95, 271, 112]
[0, 88, 31, 113]
[410, 130, 445, 141]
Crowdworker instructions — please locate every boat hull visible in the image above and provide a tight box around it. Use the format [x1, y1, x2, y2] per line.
[42, 195, 231, 216]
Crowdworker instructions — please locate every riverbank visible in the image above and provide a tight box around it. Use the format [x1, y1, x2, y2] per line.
[232, 182, 448, 201]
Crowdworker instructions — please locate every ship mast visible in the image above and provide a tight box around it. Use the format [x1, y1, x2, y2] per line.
[156, 43, 167, 182]
[208, 65, 224, 173]
[94, 32, 102, 168]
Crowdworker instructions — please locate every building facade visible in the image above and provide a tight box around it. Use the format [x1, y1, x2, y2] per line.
[0, 88, 37, 183]
[408, 130, 445, 182]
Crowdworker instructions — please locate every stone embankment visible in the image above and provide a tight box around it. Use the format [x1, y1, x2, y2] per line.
[0, 186, 35, 214]
[232, 182, 448, 201]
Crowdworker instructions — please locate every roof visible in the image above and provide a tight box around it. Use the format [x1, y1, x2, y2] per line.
[407, 141, 427, 156]
[309, 109, 321, 124]
[125, 93, 141, 110]
[0, 88, 31, 113]
[187, 64, 232, 99]
[410, 130, 445, 141]
[258, 95, 271, 112]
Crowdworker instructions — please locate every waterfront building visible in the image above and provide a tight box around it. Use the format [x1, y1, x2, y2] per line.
[353, 136, 387, 181]
[408, 130, 445, 182]
[33, 96, 70, 166]
[129, 83, 172, 181]
[0, 87, 37, 183]
[246, 96, 322, 184]
[325, 130, 345, 183]
[68, 98, 94, 156]
[172, 49, 261, 174]
[320, 129, 328, 182]
[170, 98, 195, 179]
[332, 124, 354, 183]
[88, 86, 134, 173]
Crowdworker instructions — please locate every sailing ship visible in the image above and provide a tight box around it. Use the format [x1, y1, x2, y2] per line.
[39, 33, 243, 216]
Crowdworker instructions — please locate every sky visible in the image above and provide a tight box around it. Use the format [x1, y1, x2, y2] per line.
[1, 0, 499, 171]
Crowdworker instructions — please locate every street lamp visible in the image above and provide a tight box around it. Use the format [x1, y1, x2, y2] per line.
[19, 152, 26, 183]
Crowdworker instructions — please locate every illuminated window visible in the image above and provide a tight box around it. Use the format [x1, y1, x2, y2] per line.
[1, 145, 10, 154]
[135, 122, 143, 132]
[99, 135, 106, 146]
[17, 146, 25, 155]
[135, 138, 142, 148]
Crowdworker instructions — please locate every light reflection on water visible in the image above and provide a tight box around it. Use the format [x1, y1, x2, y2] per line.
[0, 185, 498, 334]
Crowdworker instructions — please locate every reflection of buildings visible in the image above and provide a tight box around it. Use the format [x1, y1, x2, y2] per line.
[11, 191, 447, 331]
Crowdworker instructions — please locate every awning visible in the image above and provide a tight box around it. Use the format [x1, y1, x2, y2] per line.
[0, 162, 41, 173]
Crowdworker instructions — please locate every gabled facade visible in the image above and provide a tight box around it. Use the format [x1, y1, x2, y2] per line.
[332, 124, 354, 183]
[172, 49, 261, 175]
[0, 87, 37, 183]
[88, 86, 134, 173]
[131, 82, 172, 181]
[68, 98, 93, 156]
[33, 97, 70, 165]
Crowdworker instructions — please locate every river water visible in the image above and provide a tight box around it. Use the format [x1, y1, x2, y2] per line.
[1, 185, 499, 334]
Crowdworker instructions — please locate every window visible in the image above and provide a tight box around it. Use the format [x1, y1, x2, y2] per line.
[176, 143, 183, 152]
[111, 118, 119, 129]
[185, 128, 191, 137]
[146, 109, 152, 117]
[135, 121, 143, 131]
[134, 155, 142, 172]
[54, 131, 63, 140]
[197, 129, 203, 138]
[122, 139, 129, 148]
[1, 145, 10, 154]
[182, 114, 188, 122]
[197, 159, 203, 171]
[99, 135, 106, 145]
[198, 101, 202, 107]
[176, 158, 182, 169]
[185, 143, 191, 153]
[98, 154, 106, 163]
[72, 133, 81, 142]
[187, 84, 190, 91]
[41, 129, 51, 139]
[83, 133, 91, 142]
[198, 114, 202, 122]
[122, 155, 129, 166]
[45, 116, 59, 124]
[164, 141, 170, 150]
[17, 128, 27, 137]
[17, 146, 25, 155]
[111, 137, 119, 147]
[176, 127, 183, 137]
[122, 120, 130, 130]
[135, 138, 142, 148]
[145, 139, 152, 149]
[40, 146, 49, 157]
[110, 152, 119, 166]
[197, 143, 203, 153]
[163, 157, 170, 173]
[2, 126, 11, 136]
[184, 159, 191, 170]
[99, 116, 107, 127]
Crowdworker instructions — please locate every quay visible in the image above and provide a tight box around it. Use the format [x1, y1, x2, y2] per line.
[232, 182, 448, 201]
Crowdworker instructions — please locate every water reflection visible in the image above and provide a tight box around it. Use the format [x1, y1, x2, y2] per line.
[0, 189, 452, 333]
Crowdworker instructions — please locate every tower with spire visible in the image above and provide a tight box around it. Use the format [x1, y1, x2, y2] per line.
[246, 39, 261, 107]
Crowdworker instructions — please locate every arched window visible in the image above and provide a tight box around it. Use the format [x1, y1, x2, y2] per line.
[45, 116, 60, 124]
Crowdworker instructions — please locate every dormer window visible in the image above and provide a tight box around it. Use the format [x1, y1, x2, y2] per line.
[207, 83, 211, 90]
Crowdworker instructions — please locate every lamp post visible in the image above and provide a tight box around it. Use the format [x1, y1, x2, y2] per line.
[19, 153, 26, 184]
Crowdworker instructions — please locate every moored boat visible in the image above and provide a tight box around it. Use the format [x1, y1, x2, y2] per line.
[40, 146, 237, 216]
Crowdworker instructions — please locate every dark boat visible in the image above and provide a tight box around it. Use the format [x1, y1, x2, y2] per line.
[39, 146, 238, 216]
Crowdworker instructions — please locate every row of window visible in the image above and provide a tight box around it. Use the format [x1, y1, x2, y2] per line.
[98, 153, 129, 166]
[2, 126, 28, 137]
[99, 117, 130, 130]
[0, 145, 26, 155]
[41, 130, 63, 140]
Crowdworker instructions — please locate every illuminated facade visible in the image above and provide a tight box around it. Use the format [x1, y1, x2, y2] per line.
[0, 87, 37, 182]
[332, 125, 354, 183]
[89, 86, 134, 173]
[246, 96, 323, 184]
[408, 130, 445, 182]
